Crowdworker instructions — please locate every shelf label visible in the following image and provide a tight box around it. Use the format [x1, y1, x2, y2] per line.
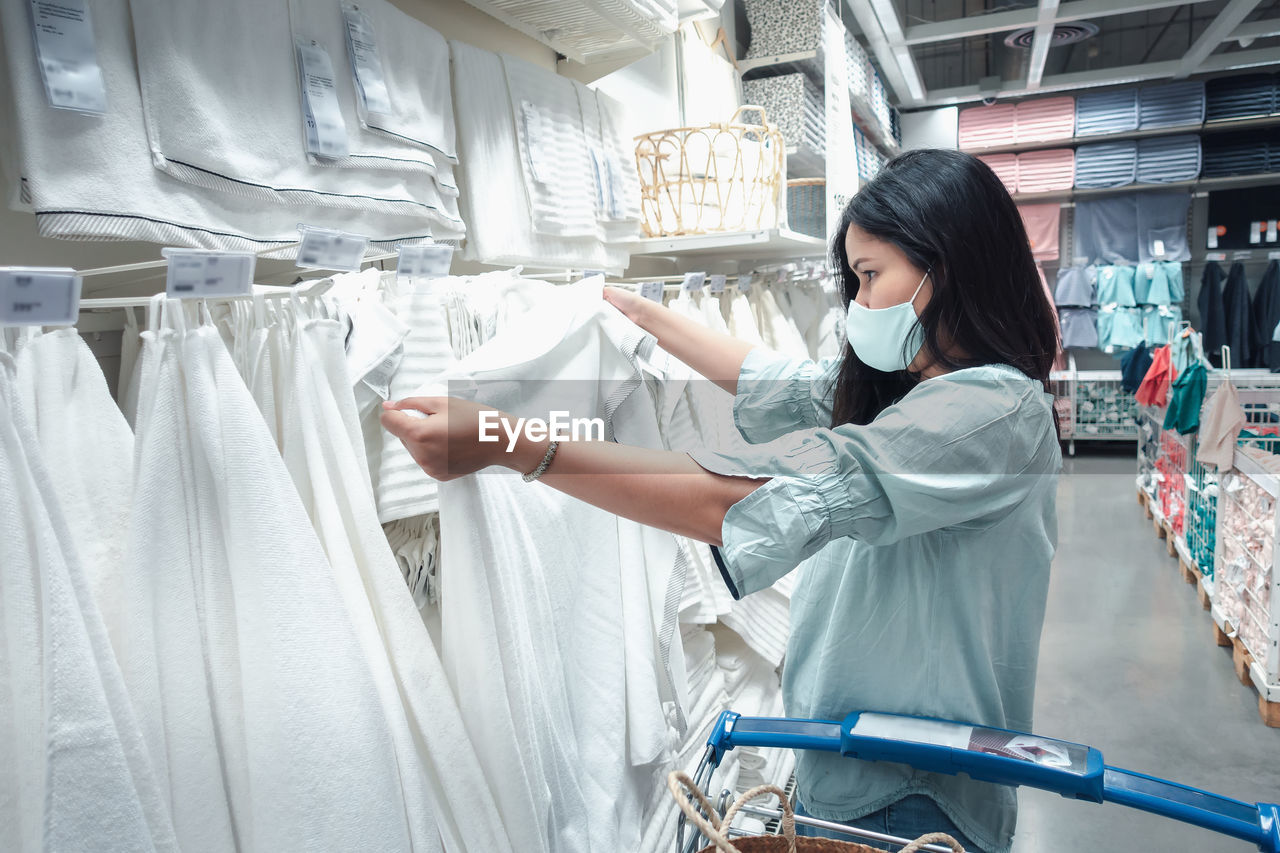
[682, 271, 706, 292]
[1268, 220, 1278, 243]
[581, 269, 605, 280]
[1207, 227, 1219, 250]
[295, 39, 349, 160]
[1251, 221, 1263, 245]
[28, 0, 107, 114]
[297, 225, 368, 271]
[396, 244, 453, 281]
[163, 249, 255, 299]
[708, 274, 727, 294]
[0, 267, 81, 326]
[640, 281, 663, 302]
[738, 273, 754, 293]
[341, 2, 392, 119]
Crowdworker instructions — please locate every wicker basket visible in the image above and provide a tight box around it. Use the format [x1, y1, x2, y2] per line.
[787, 178, 826, 239]
[634, 105, 785, 237]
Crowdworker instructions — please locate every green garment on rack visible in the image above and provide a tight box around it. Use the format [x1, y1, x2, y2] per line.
[1162, 361, 1207, 435]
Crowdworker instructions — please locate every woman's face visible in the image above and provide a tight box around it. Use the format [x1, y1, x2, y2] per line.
[843, 224, 939, 375]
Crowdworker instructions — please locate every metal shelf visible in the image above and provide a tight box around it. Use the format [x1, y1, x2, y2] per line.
[962, 114, 1280, 158]
[624, 228, 828, 261]
[739, 49, 820, 77]
[1010, 172, 1280, 205]
[785, 144, 826, 179]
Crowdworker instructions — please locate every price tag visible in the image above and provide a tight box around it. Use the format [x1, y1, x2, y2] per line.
[1205, 252, 1227, 262]
[295, 39, 349, 160]
[1268, 220, 1278, 243]
[581, 269, 606, 280]
[396, 244, 453, 281]
[682, 271, 706, 292]
[297, 225, 368, 271]
[1207, 227, 1218, 250]
[1269, 250, 1280, 261]
[162, 249, 255, 299]
[1251, 221, 1262, 245]
[708, 274, 727, 294]
[341, 2, 392, 119]
[640, 282, 663, 302]
[28, 0, 106, 114]
[1151, 239, 1165, 259]
[0, 267, 81, 326]
[738, 274, 754, 293]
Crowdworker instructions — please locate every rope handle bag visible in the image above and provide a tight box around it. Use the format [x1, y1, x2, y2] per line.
[668, 772, 967, 853]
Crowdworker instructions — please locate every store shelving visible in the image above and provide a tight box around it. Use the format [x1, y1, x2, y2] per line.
[623, 227, 828, 261]
[460, 0, 674, 65]
[962, 114, 1280, 158]
[785, 144, 826, 179]
[1009, 171, 1280, 205]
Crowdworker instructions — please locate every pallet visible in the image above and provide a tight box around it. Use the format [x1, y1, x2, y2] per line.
[1196, 576, 1212, 611]
[1214, 620, 1233, 647]
[1166, 524, 1179, 558]
[1154, 515, 1165, 539]
[1231, 638, 1280, 728]
[1178, 554, 1196, 582]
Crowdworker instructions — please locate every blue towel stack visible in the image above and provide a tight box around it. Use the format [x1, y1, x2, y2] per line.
[1075, 88, 1139, 136]
[1206, 73, 1277, 122]
[1202, 130, 1273, 177]
[1138, 80, 1206, 128]
[1135, 135, 1202, 183]
[1075, 141, 1137, 188]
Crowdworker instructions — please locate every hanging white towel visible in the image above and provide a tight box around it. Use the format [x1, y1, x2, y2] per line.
[119, 301, 411, 852]
[280, 307, 515, 853]
[574, 82, 643, 242]
[450, 40, 632, 272]
[0, 0, 445, 250]
[126, 0, 465, 234]
[15, 329, 135, 656]
[0, 351, 179, 853]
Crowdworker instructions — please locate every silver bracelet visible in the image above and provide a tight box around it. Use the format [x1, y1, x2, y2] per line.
[522, 440, 560, 483]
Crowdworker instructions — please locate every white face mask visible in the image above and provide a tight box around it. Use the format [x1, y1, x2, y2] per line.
[844, 269, 930, 373]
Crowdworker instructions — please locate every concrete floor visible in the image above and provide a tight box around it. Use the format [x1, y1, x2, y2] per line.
[1013, 450, 1280, 852]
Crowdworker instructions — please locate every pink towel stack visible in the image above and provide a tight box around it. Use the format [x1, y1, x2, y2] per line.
[977, 154, 1019, 194]
[1014, 97, 1075, 144]
[1015, 149, 1075, 193]
[958, 103, 1016, 150]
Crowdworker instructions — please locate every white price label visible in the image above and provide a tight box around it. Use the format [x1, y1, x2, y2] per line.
[1207, 228, 1218, 250]
[296, 225, 368, 271]
[0, 267, 81, 326]
[28, 0, 107, 114]
[162, 249, 255, 299]
[1151, 239, 1165, 258]
[708, 274, 727, 294]
[738, 274, 754, 293]
[1205, 252, 1227, 262]
[1251, 222, 1263, 245]
[640, 282, 663, 302]
[1268, 220, 1277, 243]
[295, 39, 349, 160]
[396, 244, 453, 281]
[341, 3, 392, 118]
[682, 271, 706, 291]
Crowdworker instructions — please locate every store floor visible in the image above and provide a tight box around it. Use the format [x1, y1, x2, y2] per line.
[1014, 450, 1280, 852]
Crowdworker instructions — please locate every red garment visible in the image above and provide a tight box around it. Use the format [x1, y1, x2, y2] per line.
[1135, 345, 1176, 407]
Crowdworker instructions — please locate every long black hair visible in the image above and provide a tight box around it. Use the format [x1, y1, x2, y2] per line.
[829, 148, 1059, 427]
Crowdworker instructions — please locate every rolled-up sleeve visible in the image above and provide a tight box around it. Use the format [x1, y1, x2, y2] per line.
[733, 348, 841, 444]
[692, 376, 1057, 599]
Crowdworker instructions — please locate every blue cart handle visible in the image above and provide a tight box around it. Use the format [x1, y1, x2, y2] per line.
[706, 711, 1280, 853]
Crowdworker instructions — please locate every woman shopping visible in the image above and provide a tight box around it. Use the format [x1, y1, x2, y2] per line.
[381, 148, 1063, 853]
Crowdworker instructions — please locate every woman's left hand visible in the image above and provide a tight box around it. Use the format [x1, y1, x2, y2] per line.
[380, 396, 516, 481]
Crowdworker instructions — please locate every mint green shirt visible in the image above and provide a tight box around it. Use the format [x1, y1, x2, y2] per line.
[689, 349, 1061, 853]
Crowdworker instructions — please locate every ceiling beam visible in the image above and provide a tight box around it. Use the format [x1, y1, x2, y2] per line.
[1231, 18, 1280, 40]
[1176, 0, 1264, 76]
[845, 0, 926, 105]
[917, 45, 1280, 106]
[1026, 0, 1063, 89]
[904, 0, 1215, 46]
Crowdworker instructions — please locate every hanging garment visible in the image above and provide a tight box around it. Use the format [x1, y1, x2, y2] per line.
[577, 84, 645, 240]
[278, 304, 515, 853]
[1135, 345, 1174, 407]
[449, 40, 632, 271]
[15, 329, 135, 655]
[1074, 88, 1139, 136]
[1222, 261, 1254, 369]
[1018, 203, 1060, 262]
[1120, 342, 1153, 393]
[1250, 260, 1280, 370]
[126, 0, 464, 235]
[1054, 265, 1094, 307]
[1135, 263, 1171, 306]
[0, 350, 180, 853]
[1162, 261, 1186, 303]
[1095, 265, 1137, 306]
[432, 279, 688, 853]
[1162, 360, 1207, 435]
[1198, 262, 1229, 368]
[1074, 195, 1139, 264]
[1197, 380, 1248, 471]
[119, 307, 144, 426]
[1135, 191, 1192, 263]
[283, 0, 458, 188]
[0, 0, 440, 250]
[1059, 307, 1098, 349]
[118, 300, 413, 852]
[1142, 305, 1182, 345]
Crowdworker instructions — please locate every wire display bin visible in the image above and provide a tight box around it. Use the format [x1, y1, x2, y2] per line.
[672, 710, 1280, 852]
[1056, 356, 1139, 455]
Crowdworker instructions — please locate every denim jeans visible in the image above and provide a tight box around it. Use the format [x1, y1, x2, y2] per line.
[794, 795, 985, 853]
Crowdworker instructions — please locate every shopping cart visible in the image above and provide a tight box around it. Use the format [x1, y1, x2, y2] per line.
[674, 710, 1280, 853]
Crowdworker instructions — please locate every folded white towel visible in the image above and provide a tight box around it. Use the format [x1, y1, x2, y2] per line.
[0, 0, 447, 250]
[128, 0, 464, 235]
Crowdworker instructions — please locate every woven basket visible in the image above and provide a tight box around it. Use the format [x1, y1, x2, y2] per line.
[786, 179, 826, 240]
[634, 106, 785, 237]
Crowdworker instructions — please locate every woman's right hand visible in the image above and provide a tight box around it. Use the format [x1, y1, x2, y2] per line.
[603, 285, 657, 330]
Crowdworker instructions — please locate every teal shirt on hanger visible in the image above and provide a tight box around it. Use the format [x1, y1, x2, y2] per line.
[689, 348, 1062, 853]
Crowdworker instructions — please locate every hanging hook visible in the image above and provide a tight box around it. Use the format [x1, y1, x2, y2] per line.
[1222, 345, 1231, 378]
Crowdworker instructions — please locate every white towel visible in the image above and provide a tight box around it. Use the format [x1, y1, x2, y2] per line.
[0, 351, 179, 853]
[285, 0, 459, 197]
[281, 311, 515, 853]
[121, 303, 412, 851]
[127, 0, 465, 235]
[0, 0, 447, 250]
[15, 329, 135, 657]
[450, 40, 632, 272]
